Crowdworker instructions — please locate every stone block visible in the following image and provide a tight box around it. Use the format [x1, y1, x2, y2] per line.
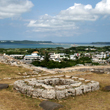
[55, 85, 66, 90]
[52, 78, 60, 85]
[20, 86, 28, 94]
[65, 88, 75, 97]
[28, 81, 37, 87]
[23, 72, 27, 76]
[91, 82, 99, 91]
[71, 77, 78, 80]
[75, 86, 83, 95]
[32, 89, 43, 98]
[78, 78, 85, 81]
[56, 90, 66, 99]
[85, 80, 90, 83]
[65, 79, 73, 85]
[42, 84, 54, 90]
[26, 86, 34, 96]
[65, 79, 75, 84]
[65, 75, 71, 78]
[59, 78, 66, 85]
[65, 85, 71, 89]
[35, 83, 43, 88]
[37, 80, 44, 83]
[42, 90, 55, 99]
[43, 79, 50, 84]
[70, 82, 82, 87]
[83, 84, 92, 93]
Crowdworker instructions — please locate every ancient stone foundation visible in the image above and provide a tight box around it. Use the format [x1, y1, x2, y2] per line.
[14, 76, 99, 99]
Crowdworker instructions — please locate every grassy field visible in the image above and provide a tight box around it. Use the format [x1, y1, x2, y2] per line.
[0, 63, 110, 110]
[0, 63, 32, 79]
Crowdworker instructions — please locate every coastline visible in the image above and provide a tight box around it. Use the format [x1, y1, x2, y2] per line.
[0, 42, 110, 49]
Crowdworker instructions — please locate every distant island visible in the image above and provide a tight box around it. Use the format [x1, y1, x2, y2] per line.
[0, 40, 52, 44]
[91, 42, 110, 44]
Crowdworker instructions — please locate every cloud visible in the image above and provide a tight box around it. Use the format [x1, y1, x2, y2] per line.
[0, 0, 33, 19]
[27, 0, 110, 37]
[94, 0, 110, 14]
[28, 14, 78, 33]
[57, 3, 98, 21]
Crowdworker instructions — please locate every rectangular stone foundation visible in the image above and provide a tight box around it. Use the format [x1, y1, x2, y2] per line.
[14, 75, 100, 99]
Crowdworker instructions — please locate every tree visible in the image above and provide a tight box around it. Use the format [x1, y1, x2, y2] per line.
[44, 52, 50, 62]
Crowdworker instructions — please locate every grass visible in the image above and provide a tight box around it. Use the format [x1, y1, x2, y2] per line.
[0, 62, 110, 110]
[0, 63, 32, 79]
[56, 73, 110, 110]
[0, 89, 42, 110]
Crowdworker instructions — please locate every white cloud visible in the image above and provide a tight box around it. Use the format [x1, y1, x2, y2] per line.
[28, 14, 77, 33]
[94, 0, 110, 14]
[0, 0, 33, 19]
[57, 3, 98, 21]
[27, 0, 110, 37]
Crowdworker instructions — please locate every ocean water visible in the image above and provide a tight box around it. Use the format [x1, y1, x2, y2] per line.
[0, 43, 71, 49]
[0, 43, 110, 49]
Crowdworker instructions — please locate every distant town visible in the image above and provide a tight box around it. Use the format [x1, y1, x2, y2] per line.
[1, 45, 110, 68]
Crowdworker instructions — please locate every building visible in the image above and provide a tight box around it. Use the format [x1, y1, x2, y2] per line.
[50, 53, 60, 60]
[10, 54, 24, 59]
[24, 51, 40, 61]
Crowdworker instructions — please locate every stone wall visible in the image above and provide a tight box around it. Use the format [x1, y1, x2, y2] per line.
[14, 75, 99, 99]
[53, 67, 110, 74]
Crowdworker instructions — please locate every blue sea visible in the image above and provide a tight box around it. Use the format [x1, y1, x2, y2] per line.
[0, 43, 110, 49]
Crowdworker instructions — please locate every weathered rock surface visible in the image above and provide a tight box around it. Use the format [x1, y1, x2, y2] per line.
[102, 86, 110, 91]
[0, 84, 9, 89]
[39, 101, 63, 110]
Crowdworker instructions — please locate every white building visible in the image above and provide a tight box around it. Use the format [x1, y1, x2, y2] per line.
[93, 54, 106, 59]
[50, 53, 60, 60]
[49, 53, 67, 61]
[10, 54, 24, 58]
[24, 51, 41, 61]
[70, 55, 76, 60]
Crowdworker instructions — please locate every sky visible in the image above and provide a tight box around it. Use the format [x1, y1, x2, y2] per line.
[0, 0, 110, 42]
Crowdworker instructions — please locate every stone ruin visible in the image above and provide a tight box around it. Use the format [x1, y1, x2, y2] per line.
[14, 76, 99, 99]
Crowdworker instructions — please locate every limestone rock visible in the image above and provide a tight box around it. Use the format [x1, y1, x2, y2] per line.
[75, 86, 83, 95]
[56, 90, 66, 99]
[66, 88, 75, 97]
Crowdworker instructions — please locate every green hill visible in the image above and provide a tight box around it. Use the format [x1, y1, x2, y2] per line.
[0, 40, 52, 44]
